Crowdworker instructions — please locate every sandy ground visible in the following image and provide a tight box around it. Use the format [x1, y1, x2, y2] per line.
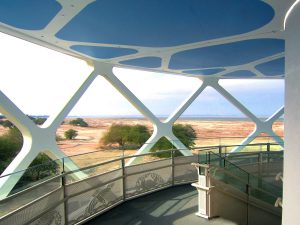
[58, 118, 283, 150]
[0, 118, 283, 167]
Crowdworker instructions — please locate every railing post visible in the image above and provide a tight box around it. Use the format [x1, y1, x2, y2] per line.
[62, 158, 68, 225]
[267, 142, 270, 152]
[121, 157, 126, 200]
[171, 150, 175, 186]
[218, 145, 222, 155]
[246, 174, 250, 225]
[267, 143, 270, 163]
[259, 152, 263, 164]
[219, 146, 223, 167]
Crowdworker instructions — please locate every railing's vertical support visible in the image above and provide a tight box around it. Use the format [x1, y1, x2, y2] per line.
[267, 143, 270, 163]
[121, 158, 126, 201]
[171, 150, 175, 186]
[246, 174, 250, 225]
[218, 146, 223, 167]
[218, 146, 222, 155]
[260, 144, 262, 152]
[258, 152, 263, 189]
[61, 158, 68, 225]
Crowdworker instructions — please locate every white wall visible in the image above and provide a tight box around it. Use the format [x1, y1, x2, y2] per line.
[283, 2, 300, 224]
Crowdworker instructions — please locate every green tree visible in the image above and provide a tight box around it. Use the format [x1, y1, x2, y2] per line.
[21, 153, 58, 181]
[64, 129, 78, 140]
[101, 124, 131, 148]
[0, 123, 59, 185]
[172, 124, 196, 147]
[56, 134, 63, 142]
[0, 127, 23, 173]
[69, 118, 88, 127]
[0, 136, 20, 172]
[100, 124, 151, 149]
[151, 124, 196, 158]
[127, 125, 151, 147]
[34, 117, 47, 125]
[0, 120, 14, 128]
[4, 127, 23, 146]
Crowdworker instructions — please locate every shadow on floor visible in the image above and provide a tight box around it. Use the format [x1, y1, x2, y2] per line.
[85, 185, 237, 225]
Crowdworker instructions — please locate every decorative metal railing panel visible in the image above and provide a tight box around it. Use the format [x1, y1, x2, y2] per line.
[29, 203, 65, 225]
[0, 144, 283, 225]
[0, 189, 64, 225]
[67, 180, 123, 224]
[0, 149, 197, 225]
[125, 159, 172, 198]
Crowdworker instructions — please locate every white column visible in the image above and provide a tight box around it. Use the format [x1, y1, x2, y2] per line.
[283, 2, 300, 224]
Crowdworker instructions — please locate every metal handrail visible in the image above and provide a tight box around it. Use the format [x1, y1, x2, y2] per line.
[204, 151, 282, 201]
[0, 142, 284, 224]
[0, 148, 198, 224]
[0, 143, 282, 198]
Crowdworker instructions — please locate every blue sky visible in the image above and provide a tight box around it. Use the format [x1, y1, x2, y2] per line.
[0, 32, 284, 119]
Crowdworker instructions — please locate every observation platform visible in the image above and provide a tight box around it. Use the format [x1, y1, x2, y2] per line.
[0, 143, 283, 225]
[86, 184, 237, 225]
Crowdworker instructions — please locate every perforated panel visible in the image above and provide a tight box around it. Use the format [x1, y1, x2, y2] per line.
[125, 160, 172, 198]
[29, 203, 65, 225]
[0, 189, 63, 225]
[0, 177, 61, 218]
[65, 169, 122, 197]
[67, 179, 122, 224]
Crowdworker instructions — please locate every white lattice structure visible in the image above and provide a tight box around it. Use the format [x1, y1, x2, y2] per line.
[0, 1, 299, 224]
[0, 62, 284, 198]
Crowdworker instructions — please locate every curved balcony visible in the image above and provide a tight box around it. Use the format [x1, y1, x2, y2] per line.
[0, 142, 283, 225]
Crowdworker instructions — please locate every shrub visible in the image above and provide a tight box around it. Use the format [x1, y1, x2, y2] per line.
[0, 120, 14, 128]
[21, 153, 59, 181]
[69, 118, 88, 127]
[56, 134, 63, 142]
[127, 125, 151, 147]
[3, 127, 23, 146]
[100, 124, 151, 149]
[33, 117, 47, 125]
[101, 124, 131, 148]
[0, 123, 59, 187]
[0, 136, 20, 172]
[0, 127, 23, 173]
[64, 129, 78, 140]
[151, 124, 196, 158]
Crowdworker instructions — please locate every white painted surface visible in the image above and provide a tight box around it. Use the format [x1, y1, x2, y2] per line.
[283, 2, 300, 224]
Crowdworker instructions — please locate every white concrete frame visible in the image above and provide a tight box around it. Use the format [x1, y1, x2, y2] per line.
[283, 1, 300, 224]
[0, 70, 98, 199]
[0, 61, 284, 199]
[208, 79, 284, 152]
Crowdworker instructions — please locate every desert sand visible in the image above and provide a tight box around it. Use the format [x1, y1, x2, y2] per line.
[57, 118, 283, 166]
[0, 118, 283, 167]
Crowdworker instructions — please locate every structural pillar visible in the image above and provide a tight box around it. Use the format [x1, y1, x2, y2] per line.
[283, 2, 300, 224]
